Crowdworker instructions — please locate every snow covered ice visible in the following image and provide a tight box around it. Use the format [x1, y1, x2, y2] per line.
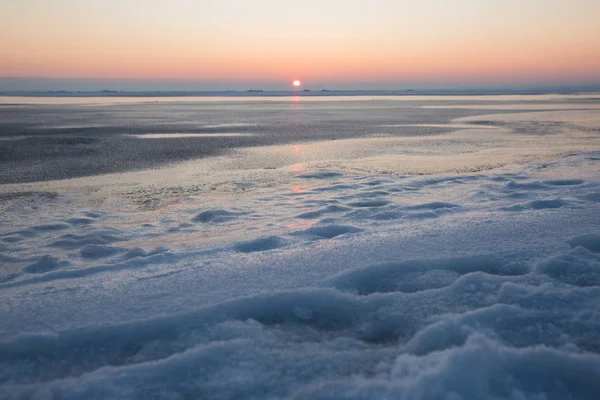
[1, 95, 600, 399]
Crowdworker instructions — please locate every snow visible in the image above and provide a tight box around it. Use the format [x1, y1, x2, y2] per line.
[1, 97, 600, 399]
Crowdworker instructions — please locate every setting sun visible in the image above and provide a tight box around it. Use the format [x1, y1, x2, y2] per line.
[292, 80, 301, 88]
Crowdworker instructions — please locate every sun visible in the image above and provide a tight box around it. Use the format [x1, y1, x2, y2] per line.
[292, 80, 301, 88]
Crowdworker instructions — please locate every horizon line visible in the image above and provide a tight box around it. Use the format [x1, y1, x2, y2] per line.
[2, 87, 600, 98]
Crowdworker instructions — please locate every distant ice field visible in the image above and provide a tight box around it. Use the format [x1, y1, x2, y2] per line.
[1, 94, 599, 183]
[1, 95, 600, 399]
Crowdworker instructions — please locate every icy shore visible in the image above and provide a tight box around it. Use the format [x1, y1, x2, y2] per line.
[1, 98, 600, 399]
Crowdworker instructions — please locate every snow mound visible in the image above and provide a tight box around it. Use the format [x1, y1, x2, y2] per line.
[234, 236, 287, 253]
[290, 225, 363, 239]
[567, 234, 600, 253]
[23, 255, 69, 274]
[297, 171, 343, 179]
[191, 209, 245, 223]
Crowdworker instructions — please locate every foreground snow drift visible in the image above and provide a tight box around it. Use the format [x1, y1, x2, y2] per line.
[1, 99, 600, 399]
[2, 245, 600, 399]
[1, 150, 600, 399]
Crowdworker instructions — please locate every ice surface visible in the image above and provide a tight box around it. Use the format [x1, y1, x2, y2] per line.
[1, 97, 600, 399]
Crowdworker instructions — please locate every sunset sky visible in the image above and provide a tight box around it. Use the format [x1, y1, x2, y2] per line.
[1, 0, 600, 90]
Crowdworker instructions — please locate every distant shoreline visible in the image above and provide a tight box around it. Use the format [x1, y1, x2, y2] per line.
[1, 89, 600, 98]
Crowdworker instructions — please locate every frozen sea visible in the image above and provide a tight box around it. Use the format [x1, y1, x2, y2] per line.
[1, 94, 600, 399]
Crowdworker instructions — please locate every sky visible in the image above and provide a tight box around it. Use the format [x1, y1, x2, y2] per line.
[1, 0, 600, 90]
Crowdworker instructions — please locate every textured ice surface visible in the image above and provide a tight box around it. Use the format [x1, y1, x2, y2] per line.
[1, 98, 600, 399]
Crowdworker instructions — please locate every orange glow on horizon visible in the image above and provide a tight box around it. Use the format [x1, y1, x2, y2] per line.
[1, 1, 600, 87]
[1, 35, 598, 86]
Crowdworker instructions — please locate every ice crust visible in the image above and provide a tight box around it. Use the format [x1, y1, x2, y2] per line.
[1, 151, 600, 399]
[1, 103, 600, 398]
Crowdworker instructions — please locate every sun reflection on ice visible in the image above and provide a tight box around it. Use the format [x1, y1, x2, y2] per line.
[290, 184, 306, 194]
